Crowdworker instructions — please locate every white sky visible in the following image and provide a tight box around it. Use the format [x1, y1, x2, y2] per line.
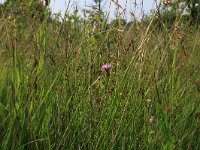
[0, 0, 161, 20]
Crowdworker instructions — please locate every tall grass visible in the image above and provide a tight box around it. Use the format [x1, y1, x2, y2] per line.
[0, 1, 200, 149]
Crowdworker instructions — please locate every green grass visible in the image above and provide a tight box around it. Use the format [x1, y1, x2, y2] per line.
[0, 3, 200, 150]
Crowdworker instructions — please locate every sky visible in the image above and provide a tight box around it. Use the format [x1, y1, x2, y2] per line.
[0, 0, 161, 20]
[49, 0, 161, 20]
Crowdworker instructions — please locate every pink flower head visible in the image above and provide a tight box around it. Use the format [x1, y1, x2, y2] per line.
[101, 64, 111, 74]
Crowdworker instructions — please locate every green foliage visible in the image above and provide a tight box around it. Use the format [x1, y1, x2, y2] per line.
[110, 18, 127, 27]
[190, 0, 200, 23]
[0, 0, 200, 149]
[152, 0, 200, 29]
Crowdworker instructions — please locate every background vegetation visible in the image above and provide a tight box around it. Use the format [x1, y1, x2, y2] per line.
[0, 0, 199, 149]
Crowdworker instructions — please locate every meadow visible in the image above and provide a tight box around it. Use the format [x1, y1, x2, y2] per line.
[0, 1, 200, 149]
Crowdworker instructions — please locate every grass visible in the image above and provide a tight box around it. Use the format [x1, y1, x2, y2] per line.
[0, 1, 200, 149]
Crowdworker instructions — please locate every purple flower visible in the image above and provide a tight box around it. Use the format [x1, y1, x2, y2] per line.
[101, 64, 111, 74]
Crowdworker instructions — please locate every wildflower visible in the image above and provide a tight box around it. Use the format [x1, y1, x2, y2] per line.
[195, 3, 199, 8]
[101, 64, 111, 74]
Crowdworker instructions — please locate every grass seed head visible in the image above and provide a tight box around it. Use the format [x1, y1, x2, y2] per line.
[195, 79, 200, 92]
[149, 116, 156, 125]
[146, 99, 152, 104]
